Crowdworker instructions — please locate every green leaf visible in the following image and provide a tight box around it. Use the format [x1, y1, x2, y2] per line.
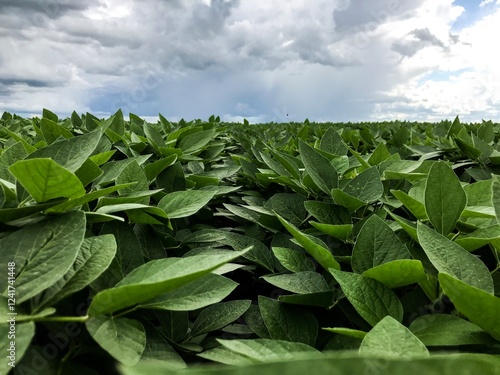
[329, 269, 403, 327]
[258, 296, 318, 346]
[417, 222, 494, 294]
[86, 315, 146, 366]
[304, 201, 351, 225]
[178, 129, 217, 154]
[271, 247, 315, 273]
[351, 215, 410, 273]
[28, 129, 102, 173]
[391, 189, 428, 220]
[359, 316, 428, 358]
[9, 158, 85, 202]
[204, 338, 321, 364]
[343, 166, 384, 203]
[139, 274, 238, 311]
[454, 225, 500, 251]
[299, 140, 338, 194]
[362, 260, 427, 289]
[144, 154, 177, 181]
[262, 272, 330, 294]
[158, 190, 215, 219]
[439, 273, 500, 341]
[368, 142, 391, 165]
[320, 127, 348, 155]
[331, 189, 366, 212]
[264, 193, 307, 227]
[191, 300, 251, 336]
[424, 161, 466, 235]
[309, 222, 353, 241]
[40, 117, 73, 144]
[88, 249, 249, 316]
[275, 213, 340, 271]
[409, 314, 497, 346]
[0, 211, 85, 303]
[33, 235, 117, 309]
[0, 142, 29, 183]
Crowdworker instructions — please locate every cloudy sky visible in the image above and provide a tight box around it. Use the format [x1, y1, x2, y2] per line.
[0, 0, 499, 123]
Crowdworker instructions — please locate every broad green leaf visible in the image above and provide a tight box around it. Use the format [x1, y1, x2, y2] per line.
[275, 213, 340, 271]
[178, 129, 217, 154]
[0, 142, 29, 183]
[139, 274, 238, 311]
[144, 122, 167, 152]
[130, 325, 186, 370]
[424, 161, 466, 235]
[116, 161, 149, 195]
[362, 260, 427, 289]
[33, 235, 117, 309]
[158, 190, 215, 219]
[343, 166, 383, 203]
[309, 222, 353, 241]
[86, 315, 146, 366]
[40, 117, 73, 144]
[391, 190, 428, 220]
[262, 272, 330, 294]
[320, 127, 348, 156]
[454, 225, 500, 251]
[9, 158, 85, 203]
[204, 338, 321, 364]
[271, 247, 315, 273]
[439, 273, 500, 341]
[299, 140, 338, 194]
[329, 269, 403, 326]
[28, 129, 102, 173]
[304, 201, 351, 225]
[417, 222, 493, 294]
[191, 300, 251, 336]
[351, 215, 410, 273]
[88, 249, 249, 316]
[360, 316, 428, 358]
[264, 193, 307, 226]
[75, 158, 102, 186]
[368, 142, 391, 165]
[144, 154, 177, 181]
[331, 189, 366, 212]
[0, 211, 85, 303]
[259, 296, 318, 346]
[409, 314, 497, 346]
[0, 322, 35, 374]
[95, 155, 151, 187]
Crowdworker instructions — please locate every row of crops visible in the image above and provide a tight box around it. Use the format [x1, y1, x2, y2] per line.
[0, 109, 499, 374]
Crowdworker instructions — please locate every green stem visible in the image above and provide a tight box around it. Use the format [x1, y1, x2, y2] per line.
[36, 315, 89, 323]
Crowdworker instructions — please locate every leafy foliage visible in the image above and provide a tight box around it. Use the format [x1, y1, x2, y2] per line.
[0, 111, 499, 374]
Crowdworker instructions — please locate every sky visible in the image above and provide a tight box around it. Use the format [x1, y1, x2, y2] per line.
[0, 0, 499, 123]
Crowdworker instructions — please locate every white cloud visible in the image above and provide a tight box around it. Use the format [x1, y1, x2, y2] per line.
[0, 0, 498, 122]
